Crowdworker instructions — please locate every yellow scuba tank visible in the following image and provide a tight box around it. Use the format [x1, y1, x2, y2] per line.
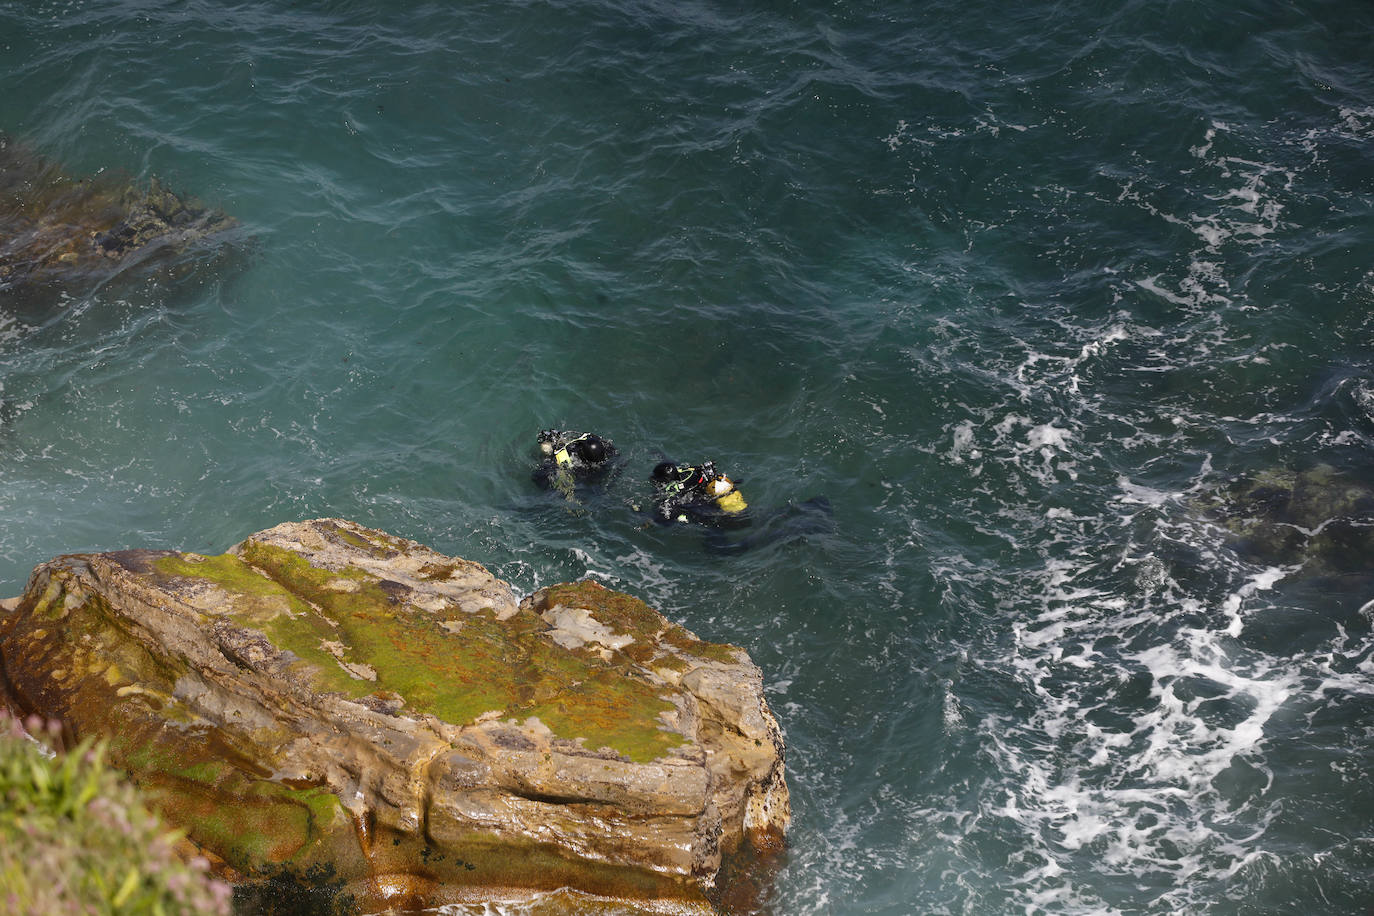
[709, 476, 747, 514]
[717, 490, 747, 513]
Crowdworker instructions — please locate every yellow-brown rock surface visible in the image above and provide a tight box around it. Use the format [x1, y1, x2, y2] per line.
[0, 519, 789, 913]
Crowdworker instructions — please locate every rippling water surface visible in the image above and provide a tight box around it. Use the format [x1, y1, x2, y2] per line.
[2, 1, 1373, 913]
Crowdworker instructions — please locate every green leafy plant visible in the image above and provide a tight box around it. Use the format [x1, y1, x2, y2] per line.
[0, 711, 232, 916]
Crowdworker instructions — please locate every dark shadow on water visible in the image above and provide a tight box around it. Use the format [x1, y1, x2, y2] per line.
[701, 496, 834, 557]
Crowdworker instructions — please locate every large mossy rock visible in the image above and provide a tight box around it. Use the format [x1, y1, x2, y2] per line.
[0, 134, 241, 306]
[0, 519, 790, 914]
[1200, 464, 1374, 576]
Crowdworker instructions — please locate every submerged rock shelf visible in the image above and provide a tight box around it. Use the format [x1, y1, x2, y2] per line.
[0, 133, 242, 307]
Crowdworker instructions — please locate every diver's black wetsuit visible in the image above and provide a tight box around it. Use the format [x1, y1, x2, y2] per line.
[649, 461, 746, 527]
[532, 429, 618, 492]
[649, 459, 832, 554]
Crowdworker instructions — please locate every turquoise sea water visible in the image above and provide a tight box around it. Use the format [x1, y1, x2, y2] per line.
[2, 1, 1373, 913]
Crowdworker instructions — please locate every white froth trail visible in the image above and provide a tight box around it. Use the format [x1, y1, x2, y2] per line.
[987, 565, 1301, 913]
[966, 460, 1310, 913]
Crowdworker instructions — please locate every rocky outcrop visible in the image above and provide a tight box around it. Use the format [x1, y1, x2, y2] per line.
[0, 134, 241, 307]
[0, 519, 789, 914]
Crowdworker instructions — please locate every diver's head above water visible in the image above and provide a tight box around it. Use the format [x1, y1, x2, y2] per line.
[570, 434, 609, 465]
[533, 429, 619, 492]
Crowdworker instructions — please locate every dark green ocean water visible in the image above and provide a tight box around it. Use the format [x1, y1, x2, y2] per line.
[2, 1, 1373, 913]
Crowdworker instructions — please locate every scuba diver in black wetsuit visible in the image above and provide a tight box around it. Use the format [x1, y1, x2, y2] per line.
[532, 429, 619, 498]
[649, 460, 749, 526]
[647, 458, 832, 555]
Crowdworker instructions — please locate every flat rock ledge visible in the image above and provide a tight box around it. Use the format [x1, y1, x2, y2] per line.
[0, 519, 789, 914]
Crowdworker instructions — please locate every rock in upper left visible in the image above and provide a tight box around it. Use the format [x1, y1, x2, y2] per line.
[0, 134, 243, 306]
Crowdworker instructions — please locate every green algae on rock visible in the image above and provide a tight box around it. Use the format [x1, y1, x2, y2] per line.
[1198, 464, 1374, 576]
[0, 519, 790, 914]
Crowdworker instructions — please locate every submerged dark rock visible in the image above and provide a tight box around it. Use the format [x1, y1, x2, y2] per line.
[0, 134, 243, 308]
[1199, 464, 1374, 576]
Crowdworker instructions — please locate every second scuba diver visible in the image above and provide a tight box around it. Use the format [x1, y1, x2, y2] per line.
[649, 459, 749, 526]
[647, 457, 833, 555]
[533, 429, 619, 499]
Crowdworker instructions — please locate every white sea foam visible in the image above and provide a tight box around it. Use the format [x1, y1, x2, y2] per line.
[569, 546, 615, 583]
[950, 443, 1374, 916]
[612, 548, 675, 594]
[942, 680, 965, 732]
[1119, 117, 1318, 323]
[948, 419, 979, 464]
[428, 891, 695, 915]
[1115, 476, 1174, 507]
[916, 305, 1354, 912]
